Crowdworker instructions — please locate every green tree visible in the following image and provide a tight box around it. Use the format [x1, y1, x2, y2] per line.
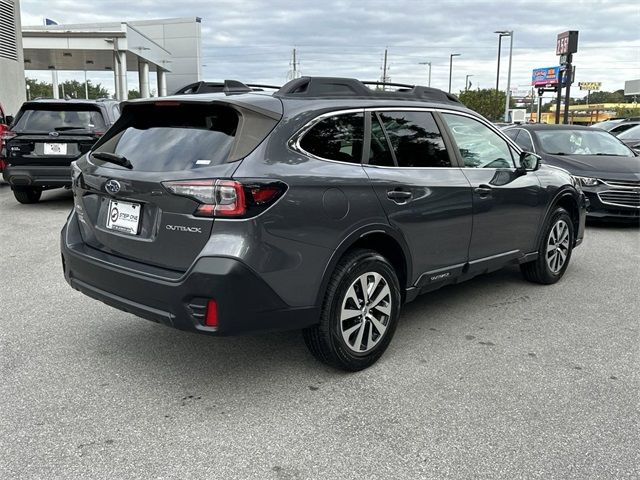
[573, 89, 632, 105]
[25, 78, 110, 100]
[457, 88, 514, 121]
[128, 89, 141, 99]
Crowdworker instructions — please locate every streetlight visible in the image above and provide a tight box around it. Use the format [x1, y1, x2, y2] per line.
[465, 74, 474, 91]
[419, 61, 431, 87]
[448, 53, 460, 93]
[495, 30, 514, 122]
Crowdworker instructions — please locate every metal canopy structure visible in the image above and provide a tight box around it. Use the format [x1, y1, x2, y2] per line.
[22, 22, 173, 100]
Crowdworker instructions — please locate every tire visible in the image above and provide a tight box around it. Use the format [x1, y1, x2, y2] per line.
[521, 207, 574, 284]
[303, 248, 402, 371]
[13, 187, 42, 204]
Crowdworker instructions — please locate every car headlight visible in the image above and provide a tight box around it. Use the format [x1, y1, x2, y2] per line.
[573, 176, 599, 187]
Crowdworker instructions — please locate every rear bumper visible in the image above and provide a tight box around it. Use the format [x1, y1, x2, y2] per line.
[60, 214, 319, 335]
[3, 165, 71, 187]
[584, 190, 640, 221]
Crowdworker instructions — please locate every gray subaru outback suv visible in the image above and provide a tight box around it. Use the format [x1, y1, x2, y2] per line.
[61, 77, 586, 370]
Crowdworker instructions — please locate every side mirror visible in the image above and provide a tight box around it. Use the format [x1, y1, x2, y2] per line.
[518, 151, 541, 172]
[5, 115, 14, 125]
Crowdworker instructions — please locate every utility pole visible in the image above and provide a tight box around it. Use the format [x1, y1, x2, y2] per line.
[292, 48, 297, 78]
[419, 61, 431, 87]
[504, 31, 514, 122]
[448, 53, 460, 93]
[381, 48, 388, 90]
[287, 48, 300, 80]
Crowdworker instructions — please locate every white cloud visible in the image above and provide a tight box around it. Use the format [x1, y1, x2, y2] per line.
[21, 0, 640, 96]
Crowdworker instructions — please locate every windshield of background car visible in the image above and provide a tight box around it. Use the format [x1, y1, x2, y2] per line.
[13, 106, 106, 133]
[617, 124, 640, 140]
[92, 103, 273, 172]
[536, 129, 633, 156]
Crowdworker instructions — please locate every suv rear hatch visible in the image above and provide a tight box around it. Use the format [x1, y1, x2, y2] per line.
[73, 97, 282, 272]
[6, 103, 106, 167]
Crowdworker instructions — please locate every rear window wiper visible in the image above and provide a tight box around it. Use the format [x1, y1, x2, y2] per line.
[54, 126, 89, 131]
[546, 152, 567, 155]
[91, 151, 133, 169]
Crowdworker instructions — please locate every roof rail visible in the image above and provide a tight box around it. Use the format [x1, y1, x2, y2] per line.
[173, 80, 282, 95]
[274, 76, 462, 104]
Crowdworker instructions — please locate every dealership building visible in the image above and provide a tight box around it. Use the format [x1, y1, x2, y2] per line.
[0, 0, 26, 116]
[0, 2, 202, 114]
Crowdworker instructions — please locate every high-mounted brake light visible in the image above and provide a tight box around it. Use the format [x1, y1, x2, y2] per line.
[162, 179, 286, 218]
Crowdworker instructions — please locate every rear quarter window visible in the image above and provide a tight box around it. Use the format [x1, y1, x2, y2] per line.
[299, 113, 364, 163]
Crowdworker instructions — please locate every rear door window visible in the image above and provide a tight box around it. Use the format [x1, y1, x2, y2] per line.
[377, 111, 452, 168]
[369, 113, 395, 166]
[93, 103, 244, 172]
[299, 113, 364, 163]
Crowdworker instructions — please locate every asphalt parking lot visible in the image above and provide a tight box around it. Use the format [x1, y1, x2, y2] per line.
[0, 184, 638, 479]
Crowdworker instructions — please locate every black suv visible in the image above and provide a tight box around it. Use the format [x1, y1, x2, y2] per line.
[61, 77, 586, 371]
[2, 99, 120, 203]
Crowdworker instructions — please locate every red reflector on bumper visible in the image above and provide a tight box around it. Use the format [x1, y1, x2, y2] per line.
[205, 300, 218, 327]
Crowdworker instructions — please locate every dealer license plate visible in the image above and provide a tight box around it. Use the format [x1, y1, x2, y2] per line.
[106, 199, 141, 235]
[43, 143, 67, 155]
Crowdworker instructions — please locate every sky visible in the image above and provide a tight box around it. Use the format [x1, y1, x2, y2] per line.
[20, 0, 640, 99]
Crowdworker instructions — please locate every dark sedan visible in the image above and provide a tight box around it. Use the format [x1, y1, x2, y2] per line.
[505, 124, 640, 221]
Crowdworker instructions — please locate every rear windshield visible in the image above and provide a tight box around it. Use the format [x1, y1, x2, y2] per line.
[13, 107, 106, 133]
[93, 103, 244, 172]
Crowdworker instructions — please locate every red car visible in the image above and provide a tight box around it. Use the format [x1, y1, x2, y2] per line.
[0, 103, 15, 173]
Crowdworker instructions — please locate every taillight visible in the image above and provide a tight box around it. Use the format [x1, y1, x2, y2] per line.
[0, 159, 6, 172]
[205, 300, 218, 327]
[0, 130, 16, 142]
[162, 179, 286, 218]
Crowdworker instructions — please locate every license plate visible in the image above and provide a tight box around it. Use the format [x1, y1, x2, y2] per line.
[106, 200, 141, 235]
[44, 143, 67, 155]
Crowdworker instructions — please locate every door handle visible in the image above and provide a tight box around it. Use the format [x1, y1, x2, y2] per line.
[474, 185, 493, 197]
[387, 189, 413, 203]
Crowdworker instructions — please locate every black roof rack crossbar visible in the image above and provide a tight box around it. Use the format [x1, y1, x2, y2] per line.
[274, 77, 461, 104]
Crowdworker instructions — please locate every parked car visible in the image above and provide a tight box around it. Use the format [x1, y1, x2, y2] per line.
[591, 117, 640, 131]
[61, 77, 586, 371]
[0, 102, 14, 173]
[608, 121, 640, 136]
[2, 99, 120, 203]
[616, 124, 640, 151]
[504, 124, 640, 221]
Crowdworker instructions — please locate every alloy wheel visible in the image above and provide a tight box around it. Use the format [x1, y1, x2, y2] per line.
[339, 272, 392, 353]
[546, 219, 570, 274]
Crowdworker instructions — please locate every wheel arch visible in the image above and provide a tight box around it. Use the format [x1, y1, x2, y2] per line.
[538, 187, 581, 247]
[315, 225, 413, 306]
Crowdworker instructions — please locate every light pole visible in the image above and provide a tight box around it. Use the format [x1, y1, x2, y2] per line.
[419, 61, 431, 87]
[495, 30, 514, 122]
[448, 53, 460, 93]
[465, 74, 474, 91]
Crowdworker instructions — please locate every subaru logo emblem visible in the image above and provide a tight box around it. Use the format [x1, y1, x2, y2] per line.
[105, 180, 121, 194]
[48, 131, 59, 137]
